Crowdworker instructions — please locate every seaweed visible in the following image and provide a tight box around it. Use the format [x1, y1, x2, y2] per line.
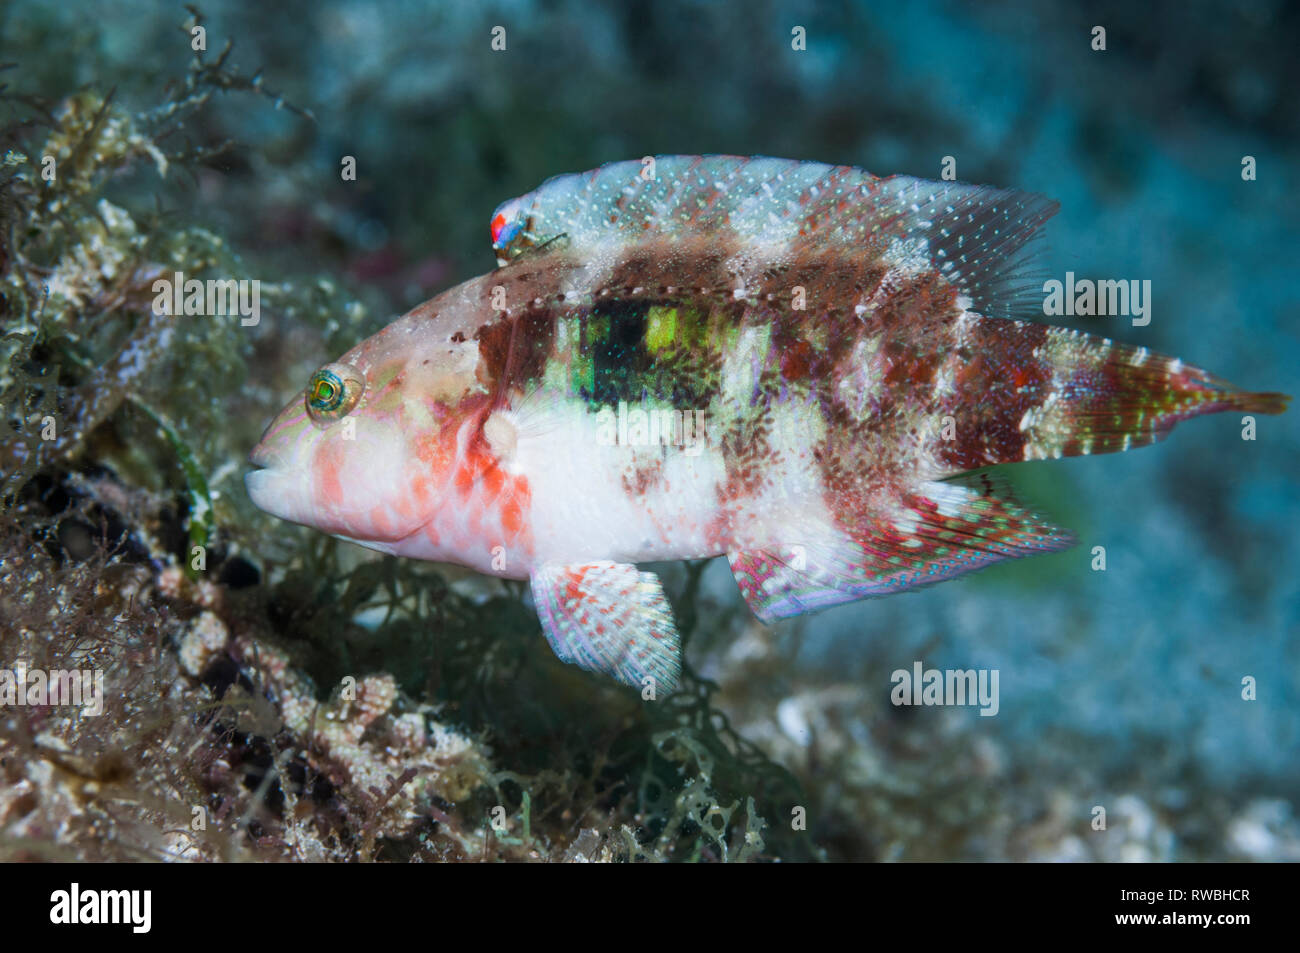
[0, 10, 812, 863]
[125, 396, 214, 577]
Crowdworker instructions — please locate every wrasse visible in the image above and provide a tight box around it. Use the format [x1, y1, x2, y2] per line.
[247, 156, 1288, 693]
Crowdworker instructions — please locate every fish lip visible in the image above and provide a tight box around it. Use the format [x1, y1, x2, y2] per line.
[248, 442, 276, 470]
[244, 464, 293, 521]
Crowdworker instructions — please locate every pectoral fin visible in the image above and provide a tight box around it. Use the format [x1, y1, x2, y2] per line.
[530, 561, 681, 692]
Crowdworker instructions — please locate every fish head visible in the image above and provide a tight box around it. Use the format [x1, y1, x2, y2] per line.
[246, 305, 484, 544]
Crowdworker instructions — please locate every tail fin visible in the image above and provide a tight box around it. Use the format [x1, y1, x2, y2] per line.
[1224, 390, 1292, 416]
[936, 320, 1289, 469]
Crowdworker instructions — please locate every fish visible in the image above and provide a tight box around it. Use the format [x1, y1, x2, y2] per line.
[246, 155, 1289, 694]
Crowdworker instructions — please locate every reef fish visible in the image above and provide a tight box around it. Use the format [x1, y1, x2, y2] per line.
[246, 156, 1288, 692]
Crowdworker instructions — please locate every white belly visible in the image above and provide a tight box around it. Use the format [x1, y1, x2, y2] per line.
[511, 397, 728, 566]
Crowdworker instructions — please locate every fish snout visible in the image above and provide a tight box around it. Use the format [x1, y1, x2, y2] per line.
[245, 420, 316, 525]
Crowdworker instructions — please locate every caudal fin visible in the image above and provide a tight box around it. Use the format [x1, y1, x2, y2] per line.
[1227, 390, 1292, 416]
[1022, 330, 1287, 460]
[936, 320, 1289, 469]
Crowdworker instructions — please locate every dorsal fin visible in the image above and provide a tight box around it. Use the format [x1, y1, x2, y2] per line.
[488, 155, 1059, 320]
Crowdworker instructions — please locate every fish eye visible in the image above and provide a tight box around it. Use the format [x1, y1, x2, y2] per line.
[305, 362, 364, 423]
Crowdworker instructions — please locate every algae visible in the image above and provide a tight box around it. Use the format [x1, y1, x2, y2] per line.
[0, 11, 811, 863]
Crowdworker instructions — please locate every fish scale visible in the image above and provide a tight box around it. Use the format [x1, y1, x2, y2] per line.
[247, 155, 1288, 694]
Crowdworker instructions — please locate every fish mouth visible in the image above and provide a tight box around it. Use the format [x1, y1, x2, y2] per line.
[248, 443, 273, 470]
[244, 464, 276, 500]
[248, 435, 293, 472]
[245, 442, 295, 516]
[244, 461, 302, 525]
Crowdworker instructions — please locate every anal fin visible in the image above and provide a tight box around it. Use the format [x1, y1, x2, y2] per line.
[530, 562, 681, 692]
[728, 547, 865, 624]
[729, 473, 1074, 623]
